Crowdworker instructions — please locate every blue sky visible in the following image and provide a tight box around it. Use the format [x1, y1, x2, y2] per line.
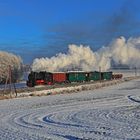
[0, 0, 140, 63]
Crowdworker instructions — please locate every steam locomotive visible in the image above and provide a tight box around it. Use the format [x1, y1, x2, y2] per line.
[26, 71, 123, 87]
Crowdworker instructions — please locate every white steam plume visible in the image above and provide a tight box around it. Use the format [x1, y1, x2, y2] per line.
[0, 51, 23, 83]
[32, 36, 140, 72]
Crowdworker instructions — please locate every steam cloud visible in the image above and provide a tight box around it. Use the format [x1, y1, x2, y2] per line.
[0, 51, 23, 83]
[32, 36, 140, 72]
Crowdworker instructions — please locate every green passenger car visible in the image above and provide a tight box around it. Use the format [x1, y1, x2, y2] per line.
[88, 71, 101, 81]
[67, 72, 87, 82]
[101, 72, 112, 80]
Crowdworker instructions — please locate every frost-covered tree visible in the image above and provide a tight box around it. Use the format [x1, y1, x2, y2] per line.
[0, 51, 23, 84]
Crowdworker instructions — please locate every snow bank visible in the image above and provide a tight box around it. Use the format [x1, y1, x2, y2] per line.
[0, 78, 140, 140]
[17, 76, 140, 97]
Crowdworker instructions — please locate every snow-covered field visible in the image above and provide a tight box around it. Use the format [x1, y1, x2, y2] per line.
[0, 78, 140, 140]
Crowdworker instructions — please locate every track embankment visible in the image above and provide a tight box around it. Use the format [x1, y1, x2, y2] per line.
[0, 76, 140, 100]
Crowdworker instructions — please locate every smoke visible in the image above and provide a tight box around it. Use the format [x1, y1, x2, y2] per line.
[0, 51, 23, 83]
[110, 37, 140, 67]
[32, 36, 140, 72]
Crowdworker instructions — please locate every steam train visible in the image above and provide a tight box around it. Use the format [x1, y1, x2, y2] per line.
[26, 71, 123, 87]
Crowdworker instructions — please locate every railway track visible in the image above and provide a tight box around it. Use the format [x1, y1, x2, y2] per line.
[0, 76, 140, 98]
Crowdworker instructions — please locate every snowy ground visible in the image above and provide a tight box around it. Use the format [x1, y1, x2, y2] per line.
[0, 79, 140, 140]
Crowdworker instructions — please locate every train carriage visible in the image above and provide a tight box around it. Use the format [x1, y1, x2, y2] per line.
[112, 74, 123, 79]
[88, 71, 100, 81]
[101, 71, 112, 80]
[52, 72, 67, 83]
[66, 71, 88, 83]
